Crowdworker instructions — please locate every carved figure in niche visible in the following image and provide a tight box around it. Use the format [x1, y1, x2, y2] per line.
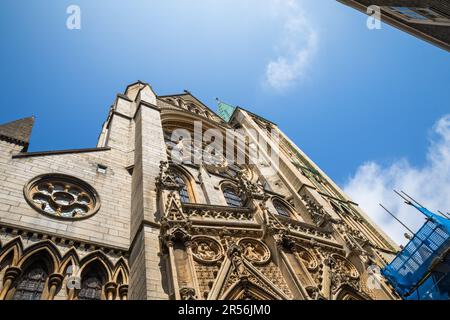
[197, 242, 217, 261]
[295, 248, 318, 271]
[244, 244, 263, 262]
[239, 240, 270, 264]
[237, 169, 266, 200]
[179, 287, 196, 300]
[231, 253, 248, 277]
[328, 254, 360, 293]
[192, 238, 223, 263]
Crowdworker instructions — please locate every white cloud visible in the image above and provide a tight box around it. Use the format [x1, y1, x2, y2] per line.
[265, 0, 318, 91]
[344, 115, 450, 245]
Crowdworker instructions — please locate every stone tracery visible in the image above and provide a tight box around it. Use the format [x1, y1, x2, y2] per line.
[0, 83, 400, 301]
[0, 237, 129, 300]
[24, 174, 100, 220]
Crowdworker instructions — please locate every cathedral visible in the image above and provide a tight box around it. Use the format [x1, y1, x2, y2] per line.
[0, 81, 400, 300]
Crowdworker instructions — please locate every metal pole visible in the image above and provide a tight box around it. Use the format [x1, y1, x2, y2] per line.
[438, 210, 450, 219]
[394, 190, 411, 204]
[400, 191, 425, 208]
[379, 203, 415, 235]
[401, 191, 425, 207]
[394, 190, 429, 218]
[401, 191, 449, 220]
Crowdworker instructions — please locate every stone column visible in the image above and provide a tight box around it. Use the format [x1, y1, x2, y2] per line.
[184, 240, 200, 299]
[104, 282, 118, 300]
[118, 284, 128, 300]
[0, 266, 21, 300]
[165, 241, 182, 300]
[47, 273, 64, 300]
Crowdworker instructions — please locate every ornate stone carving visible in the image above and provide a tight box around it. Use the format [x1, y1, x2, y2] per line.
[179, 287, 196, 300]
[227, 243, 250, 278]
[260, 203, 287, 236]
[162, 192, 185, 222]
[328, 254, 360, 293]
[294, 246, 319, 272]
[237, 170, 266, 201]
[300, 193, 334, 227]
[261, 201, 338, 255]
[238, 239, 271, 265]
[161, 227, 192, 247]
[194, 262, 220, 299]
[156, 161, 183, 191]
[335, 222, 370, 255]
[277, 216, 334, 241]
[183, 203, 253, 221]
[305, 286, 323, 300]
[24, 173, 100, 220]
[273, 232, 295, 251]
[257, 262, 293, 298]
[191, 237, 223, 264]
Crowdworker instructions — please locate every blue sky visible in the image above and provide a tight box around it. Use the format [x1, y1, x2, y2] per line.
[1, 1, 449, 242]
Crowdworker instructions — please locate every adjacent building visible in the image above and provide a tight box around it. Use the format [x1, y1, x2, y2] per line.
[338, 0, 450, 51]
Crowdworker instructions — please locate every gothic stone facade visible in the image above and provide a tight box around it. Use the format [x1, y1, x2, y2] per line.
[0, 81, 400, 300]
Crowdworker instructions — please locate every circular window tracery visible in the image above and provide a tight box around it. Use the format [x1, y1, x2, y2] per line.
[24, 174, 100, 220]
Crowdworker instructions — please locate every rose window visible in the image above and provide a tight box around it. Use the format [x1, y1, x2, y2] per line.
[24, 174, 100, 220]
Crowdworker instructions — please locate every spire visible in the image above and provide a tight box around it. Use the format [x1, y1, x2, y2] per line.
[0, 116, 35, 150]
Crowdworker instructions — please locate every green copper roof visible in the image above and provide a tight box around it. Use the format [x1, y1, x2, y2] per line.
[217, 100, 236, 122]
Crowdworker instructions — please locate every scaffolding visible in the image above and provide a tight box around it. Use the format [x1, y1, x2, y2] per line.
[381, 203, 450, 300]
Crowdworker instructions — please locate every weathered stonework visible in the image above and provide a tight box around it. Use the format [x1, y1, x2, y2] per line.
[0, 81, 400, 300]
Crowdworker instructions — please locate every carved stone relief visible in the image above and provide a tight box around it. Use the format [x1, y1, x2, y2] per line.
[191, 237, 223, 264]
[238, 239, 271, 265]
[328, 254, 360, 294]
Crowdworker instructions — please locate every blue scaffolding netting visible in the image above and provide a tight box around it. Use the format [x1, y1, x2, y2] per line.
[381, 204, 450, 300]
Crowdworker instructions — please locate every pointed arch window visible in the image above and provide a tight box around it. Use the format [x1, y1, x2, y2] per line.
[13, 261, 49, 300]
[0, 251, 14, 272]
[273, 200, 292, 217]
[173, 172, 191, 203]
[78, 264, 106, 300]
[222, 186, 243, 207]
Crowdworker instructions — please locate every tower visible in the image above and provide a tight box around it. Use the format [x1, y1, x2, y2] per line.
[0, 81, 399, 300]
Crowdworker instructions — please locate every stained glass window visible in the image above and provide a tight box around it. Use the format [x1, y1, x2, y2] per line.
[223, 187, 243, 207]
[78, 267, 105, 300]
[273, 200, 291, 217]
[390, 7, 429, 20]
[24, 174, 100, 220]
[13, 261, 48, 300]
[388, 7, 450, 22]
[173, 173, 190, 203]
